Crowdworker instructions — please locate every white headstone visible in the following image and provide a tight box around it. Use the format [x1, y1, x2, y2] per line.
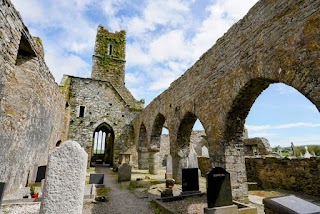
[304, 146, 312, 158]
[40, 141, 88, 214]
[166, 154, 173, 179]
[278, 146, 282, 157]
[201, 146, 209, 158]
[188, 144, 198, 168]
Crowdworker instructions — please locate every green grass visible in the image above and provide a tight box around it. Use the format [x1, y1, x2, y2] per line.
[96, 187, 111, 202]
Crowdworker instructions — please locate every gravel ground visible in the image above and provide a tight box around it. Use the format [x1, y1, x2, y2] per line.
[82, 167, 155, 214]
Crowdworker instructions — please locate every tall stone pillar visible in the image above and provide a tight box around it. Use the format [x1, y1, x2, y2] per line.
[138, 147, 149, 169]
[172, 154, 188, 184]
[40, 141, 88, 214]
[148, 148, 160, 175]
[225, 144, 248, 203]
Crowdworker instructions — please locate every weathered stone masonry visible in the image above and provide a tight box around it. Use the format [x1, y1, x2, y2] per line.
[60, 25, 144, 167]
[133, 0, 320, 202]
[0, 0, 66, 193]
[246, 157, 320, 196]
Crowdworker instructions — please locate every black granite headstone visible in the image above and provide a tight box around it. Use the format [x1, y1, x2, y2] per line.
[35, 165, 47, 182]
[182, 168, 199, 192]
[206, 167, 233, 208]
[89, 174, 104, 184]
[0, 182, 5, 205]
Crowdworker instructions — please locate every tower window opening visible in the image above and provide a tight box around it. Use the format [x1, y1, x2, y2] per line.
[79, 106, 85, 117]
[108, 44, 114, 55]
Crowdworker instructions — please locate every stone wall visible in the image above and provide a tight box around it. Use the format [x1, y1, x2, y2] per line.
[246, 157, 320, 196]
[61, 76, 141, 167]
[133, 0, 320, 201]
[0, 0, 66, 193]
[243, 137, 272, 156]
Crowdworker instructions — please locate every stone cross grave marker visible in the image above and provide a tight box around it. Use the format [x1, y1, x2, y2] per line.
[202, 146, 210, 158]
[0, 182, 5, 205]
[165, 154, 173, 179]
[89, 174, 104, 184]
[40, 141, 88, 214]
[206, 167, 233, 208]
[118, 163, 131, 182]
[188, 144, 198, 168]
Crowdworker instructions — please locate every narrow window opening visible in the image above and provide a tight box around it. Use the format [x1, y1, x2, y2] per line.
[108, 44, 114, 55]
[79, 106, 85, 117]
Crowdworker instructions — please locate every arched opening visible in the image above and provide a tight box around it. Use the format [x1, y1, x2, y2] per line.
[150, 113, 166, 148]
[91, 123, 114, 166]
[160, 127, 170, 168]
[245, 83, 320, 153]
[224, 79, 320, 201]
[149, 113, 166, 175]
[137, 123, 148, 169]
[56, 140, 61, 147]
[173, 112, 206, 183]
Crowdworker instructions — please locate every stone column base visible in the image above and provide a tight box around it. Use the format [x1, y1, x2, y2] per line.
[165, 173, 173, 179]
[204, 205, 238, 214]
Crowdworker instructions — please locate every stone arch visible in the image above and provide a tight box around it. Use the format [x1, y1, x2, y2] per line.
[221, 76, 320, 201]
[90, 122, 115, 166]
[148, 113, 166, 174]
[172, 111, 206, 182]
[150, 113, 166, 148]
[137, 123, 148, 169]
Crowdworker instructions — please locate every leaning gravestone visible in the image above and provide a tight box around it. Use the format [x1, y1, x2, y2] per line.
[40, 141, 88, 214]
[206, 167, 233, 208]
[0, 182, 5, 205]
[118, 163, 132, 182]
[89, 174, 104, 184]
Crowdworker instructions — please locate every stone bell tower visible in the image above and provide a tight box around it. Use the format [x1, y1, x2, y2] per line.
[91, 25, 126, 86]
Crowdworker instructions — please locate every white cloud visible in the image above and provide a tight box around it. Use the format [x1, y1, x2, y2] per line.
[247, 123, 320, 132]
[274, 136, 320, 146]
[149, 30, 190, 62]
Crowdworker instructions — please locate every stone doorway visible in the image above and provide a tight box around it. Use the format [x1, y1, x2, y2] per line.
[91, 123, 114, 166]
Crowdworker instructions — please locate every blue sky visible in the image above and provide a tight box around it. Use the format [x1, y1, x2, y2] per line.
[12, 0, 320, 148]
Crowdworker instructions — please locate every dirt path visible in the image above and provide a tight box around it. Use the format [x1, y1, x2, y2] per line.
[83, 167, 154, 214]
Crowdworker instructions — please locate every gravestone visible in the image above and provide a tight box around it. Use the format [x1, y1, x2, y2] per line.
[263, 195, 320, 214]
[181, 168, 200, 195]
[89, 174, 104, 184]
[40, 141, 87, 214]
[188, 144, 198, 168]
[118, 163, 131, 182]
[0, 182, 5, 205]
[165, 154, 173, 179]
[35, 165, 47, 182]
[278, 146, 282, 157]
[291, 142, 296, 157]
[304, 146, 312, 158]
[202, 146, 210, 158]
[206, 167, 233, 208]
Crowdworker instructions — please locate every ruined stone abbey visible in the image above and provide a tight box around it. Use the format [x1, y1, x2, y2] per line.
[1, 0, 320, 204]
